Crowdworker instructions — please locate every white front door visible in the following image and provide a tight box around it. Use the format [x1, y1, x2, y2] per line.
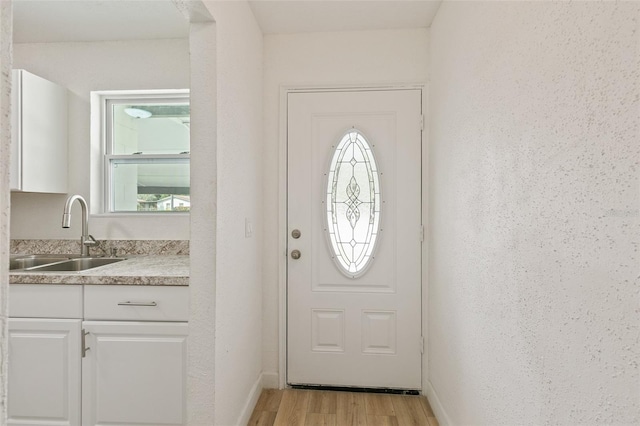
[287, 89, 422, 389]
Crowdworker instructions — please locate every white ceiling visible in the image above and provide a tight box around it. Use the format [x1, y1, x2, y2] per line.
[13, 0, 190, 43]
[12, 0, 442, 44]
[248, 0, 442, 34]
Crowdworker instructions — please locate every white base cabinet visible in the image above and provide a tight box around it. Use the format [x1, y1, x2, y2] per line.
[8, 285, 189, 426]
[8, 319, 81, 426]
[81, 321, 188, 426]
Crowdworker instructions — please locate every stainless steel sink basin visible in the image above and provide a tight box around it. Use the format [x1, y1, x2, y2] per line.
[26, 257, 126, 272]
[9, 255, 74, 271]
[10, 254, 127, 272]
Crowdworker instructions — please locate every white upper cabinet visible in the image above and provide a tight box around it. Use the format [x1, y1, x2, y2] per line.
[11, 69, 68, 193]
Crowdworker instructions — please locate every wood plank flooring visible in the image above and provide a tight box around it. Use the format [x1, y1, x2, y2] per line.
[248, 389, 439, 426]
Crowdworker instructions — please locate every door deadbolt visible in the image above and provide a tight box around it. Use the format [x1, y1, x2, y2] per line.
[291, 250, 301, 260]
[291, 229, 301, 239]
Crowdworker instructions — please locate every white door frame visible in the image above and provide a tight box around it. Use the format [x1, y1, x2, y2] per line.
[277, 83, 429, 390]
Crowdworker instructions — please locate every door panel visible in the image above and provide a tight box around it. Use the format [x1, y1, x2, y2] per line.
[8, 319, 81, 426]
[82, 321, 188, 426]
[287, 89, 422, 389]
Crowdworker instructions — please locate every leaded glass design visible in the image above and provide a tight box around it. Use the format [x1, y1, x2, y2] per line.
[325, 129, 381, 278]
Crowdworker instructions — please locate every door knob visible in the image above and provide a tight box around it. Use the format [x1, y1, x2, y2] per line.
[291, 250, 301, 260]
[291, 229, 301, 239]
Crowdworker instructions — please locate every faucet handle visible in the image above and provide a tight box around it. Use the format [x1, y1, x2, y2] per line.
[82, 235, 97, 247]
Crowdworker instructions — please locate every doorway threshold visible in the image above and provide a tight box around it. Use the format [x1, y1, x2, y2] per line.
[289, 384, 420, 395]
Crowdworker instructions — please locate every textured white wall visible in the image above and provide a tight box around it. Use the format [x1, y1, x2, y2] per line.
[187, 18, 217, 426]
[203, 1, 264, 425]
[0, 2, 11, 422]
[428, 2, 639, 424]
[10, 38, 190, 240]
[262, 29, 429, 384]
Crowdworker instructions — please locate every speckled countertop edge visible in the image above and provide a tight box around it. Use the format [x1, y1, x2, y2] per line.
[10, 239, 189, 256]
[9, 255, 189, 286]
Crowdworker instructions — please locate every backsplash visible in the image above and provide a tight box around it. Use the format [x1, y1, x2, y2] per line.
[10, 239, 189, 256]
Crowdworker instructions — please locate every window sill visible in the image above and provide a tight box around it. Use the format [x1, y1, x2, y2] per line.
[90, 212, 190, 218]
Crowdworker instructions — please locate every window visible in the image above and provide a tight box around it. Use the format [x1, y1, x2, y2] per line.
[325, 129, 381, 278]
[103, 92, 190, 213]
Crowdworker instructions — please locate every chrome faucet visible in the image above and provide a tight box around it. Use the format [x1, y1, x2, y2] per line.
[62, 195, 97, 256]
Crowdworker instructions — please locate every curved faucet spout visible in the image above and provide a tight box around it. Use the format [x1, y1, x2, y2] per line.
[62, 195, 96, 256]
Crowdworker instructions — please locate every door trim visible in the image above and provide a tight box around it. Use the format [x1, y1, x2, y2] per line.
[277, 83, 427, 389]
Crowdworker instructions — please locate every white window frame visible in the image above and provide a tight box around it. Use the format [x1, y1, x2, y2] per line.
[97, 89, 190, 214]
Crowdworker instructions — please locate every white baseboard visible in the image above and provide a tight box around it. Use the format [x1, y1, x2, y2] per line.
[236, 373, 264, 426]
[261, 372, 280, 389]
[426, 380, 452, 426]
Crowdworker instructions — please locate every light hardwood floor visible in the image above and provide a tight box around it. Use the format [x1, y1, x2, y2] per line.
[248, 389, 439, 426]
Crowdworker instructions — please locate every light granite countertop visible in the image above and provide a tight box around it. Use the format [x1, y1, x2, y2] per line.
[9, 255, 189, 286]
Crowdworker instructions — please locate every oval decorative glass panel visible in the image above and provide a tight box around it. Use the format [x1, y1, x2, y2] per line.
[325, 129, 381, 278]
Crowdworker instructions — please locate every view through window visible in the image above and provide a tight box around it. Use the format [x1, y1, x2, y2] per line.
[105, 94, 190, 212]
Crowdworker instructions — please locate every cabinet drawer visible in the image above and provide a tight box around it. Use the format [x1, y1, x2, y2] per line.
[9, 284, 83, 318]
[84, 286, 189, 321]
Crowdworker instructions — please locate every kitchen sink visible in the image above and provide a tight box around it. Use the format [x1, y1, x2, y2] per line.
[9, 255, 75, 271]
[25, 257, 126, 272]
[10, 255, 126, 272]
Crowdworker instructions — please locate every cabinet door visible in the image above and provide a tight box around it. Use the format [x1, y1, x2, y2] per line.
[82, 321, 188, 426]
[8, 318, 81, 426]
[10, 70, 21, 190]
[11, 69, 68, 193]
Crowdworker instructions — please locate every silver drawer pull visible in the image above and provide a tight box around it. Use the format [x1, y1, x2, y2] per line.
[82, 330, 90, 358]
[117, 301, 158, 307]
